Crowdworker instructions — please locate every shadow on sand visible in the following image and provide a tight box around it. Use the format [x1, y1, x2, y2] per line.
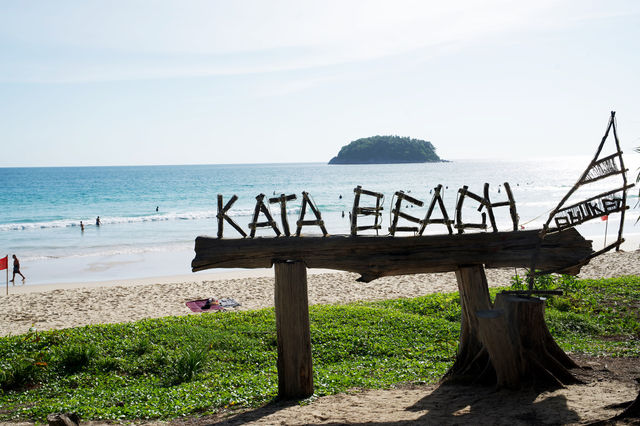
[210, 382, 582, 425]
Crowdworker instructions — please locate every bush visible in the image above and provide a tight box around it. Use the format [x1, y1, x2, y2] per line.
[127, 337, 152, 356]
[164, 346, 208, 386]
[551, 298, 572, 312]
[94, 356, 122, 373]
[510, 272, 579, 292]
[54, 343, 97, 374]
[0, 358, 39, 390]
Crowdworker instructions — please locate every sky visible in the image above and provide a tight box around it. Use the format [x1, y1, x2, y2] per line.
[1, 0, 639, 167]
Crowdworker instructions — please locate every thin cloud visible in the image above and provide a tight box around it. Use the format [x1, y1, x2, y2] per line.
[0, 1, 637, 83]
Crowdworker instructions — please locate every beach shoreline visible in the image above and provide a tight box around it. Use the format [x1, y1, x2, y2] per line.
[10, 231, 640, 289]
[1, 250, 638, 337]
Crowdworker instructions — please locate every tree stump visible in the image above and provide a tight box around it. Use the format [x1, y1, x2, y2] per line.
[445, 266, 494, 383]
[446, 265, 581, 389]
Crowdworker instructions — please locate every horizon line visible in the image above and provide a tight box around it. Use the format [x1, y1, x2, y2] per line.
[0, 154, 596, 169]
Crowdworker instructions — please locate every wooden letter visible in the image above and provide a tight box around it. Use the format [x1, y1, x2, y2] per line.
[295, 192, 328, 236]
[248, 194, 281, 238]
[419, 184, 453, 235]
[481, 182, 519, 232]
[350, 185, 384, 236]
[388, 191, 424, 235]
[269, 194, 297, 236]
[217, 194, 247, 238]
[455, 186, 487, 234]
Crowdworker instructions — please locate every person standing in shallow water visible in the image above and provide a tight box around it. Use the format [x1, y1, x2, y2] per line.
[96, 216, 101, 227]
[80, 221, 84, 232]
[9, 255, 25, 283]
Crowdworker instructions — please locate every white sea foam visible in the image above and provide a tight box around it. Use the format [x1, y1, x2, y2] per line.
[21, 241, 193, 262]
[0, 209, 260, 232]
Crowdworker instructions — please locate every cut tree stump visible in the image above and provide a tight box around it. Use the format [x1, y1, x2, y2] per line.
[446, 266, 493, 383]
[447, 265, 581, 389]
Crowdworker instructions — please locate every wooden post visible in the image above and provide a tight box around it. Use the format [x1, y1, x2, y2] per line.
[274, 261, 314, 399]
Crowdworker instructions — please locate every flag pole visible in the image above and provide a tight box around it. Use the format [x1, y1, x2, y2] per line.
[5, 255, 8, 296]
[604, 218, 609, 248]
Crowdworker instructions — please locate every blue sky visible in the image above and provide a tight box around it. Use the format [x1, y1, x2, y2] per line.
[1, 0, 639, 167]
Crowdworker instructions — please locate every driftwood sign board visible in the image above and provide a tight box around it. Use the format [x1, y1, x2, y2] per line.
[192, 228, 592, 282]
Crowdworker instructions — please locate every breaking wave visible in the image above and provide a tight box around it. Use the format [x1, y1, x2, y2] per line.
[0, 209, 259, 231]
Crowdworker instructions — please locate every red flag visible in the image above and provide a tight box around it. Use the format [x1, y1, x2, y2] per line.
[601, 215, 609, 221]
[0, 256, 7, 271]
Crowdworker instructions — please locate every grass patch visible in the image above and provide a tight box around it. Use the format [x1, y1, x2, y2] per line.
[0, 276, 638, 421]
[53, 342, 97, 374]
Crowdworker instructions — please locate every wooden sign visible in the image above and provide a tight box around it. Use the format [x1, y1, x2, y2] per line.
[543, 111, 630, 242]
[192, 111, 634, 398]
[551, 188, 629, 230]
[208, 112, 632, 286]
[215, 182, 520, 239]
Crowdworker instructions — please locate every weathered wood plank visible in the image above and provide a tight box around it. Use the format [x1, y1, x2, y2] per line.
[192, 228, 593, 282]
[274, 261, 313, 398]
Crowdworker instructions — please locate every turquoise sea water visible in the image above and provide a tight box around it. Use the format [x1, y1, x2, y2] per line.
[1, 158, 638, 285]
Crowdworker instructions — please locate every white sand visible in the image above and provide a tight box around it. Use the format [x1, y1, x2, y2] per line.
[1, 250, 638, 337]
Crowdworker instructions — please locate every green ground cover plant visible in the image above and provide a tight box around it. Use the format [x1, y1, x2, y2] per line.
[0, 276, 638, 422]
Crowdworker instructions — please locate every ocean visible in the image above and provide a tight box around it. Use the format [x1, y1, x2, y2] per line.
[1, 158, 638, 286]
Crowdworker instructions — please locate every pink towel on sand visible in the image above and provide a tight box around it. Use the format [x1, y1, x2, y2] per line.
[185, 299, 225, 312]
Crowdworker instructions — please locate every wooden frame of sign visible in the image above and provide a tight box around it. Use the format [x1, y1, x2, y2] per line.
[193, 228, 593, 396]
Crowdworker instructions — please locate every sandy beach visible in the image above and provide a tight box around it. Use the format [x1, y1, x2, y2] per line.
[1, 250, 638, 337]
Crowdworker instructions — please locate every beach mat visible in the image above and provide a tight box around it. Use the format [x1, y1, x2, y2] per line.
[185, 298, 240, 313]
[219, 298, 241, 308]
[185, 299, 225, 313]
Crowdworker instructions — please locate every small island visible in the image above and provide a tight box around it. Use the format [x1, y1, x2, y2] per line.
[328, 135, 442, 164]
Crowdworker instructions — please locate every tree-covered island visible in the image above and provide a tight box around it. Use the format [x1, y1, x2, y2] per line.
[328, 135, 442, 164]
